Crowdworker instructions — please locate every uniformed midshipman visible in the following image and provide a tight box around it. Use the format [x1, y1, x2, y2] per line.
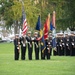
[33, 32, 39, 60]
[14, 34, 20, 60]
[20, 34, 26, 60]
[26, 31, 33, 60]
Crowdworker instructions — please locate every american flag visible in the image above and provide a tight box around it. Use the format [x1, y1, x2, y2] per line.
[22, 7, 28, 36]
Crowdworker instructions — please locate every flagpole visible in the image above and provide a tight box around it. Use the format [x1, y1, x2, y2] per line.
[20, 0, 28, 36]
[20, 0, 24, 11]
[52, 11, 56, 52]
[21, 0, 24, 6]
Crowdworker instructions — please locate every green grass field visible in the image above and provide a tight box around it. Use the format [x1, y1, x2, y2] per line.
[0, 43, 75, 75]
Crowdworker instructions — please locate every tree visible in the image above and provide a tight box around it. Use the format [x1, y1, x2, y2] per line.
[0, 0, 40, 34]
[0, 0, 75, 33]
[66, 0, 75, 30]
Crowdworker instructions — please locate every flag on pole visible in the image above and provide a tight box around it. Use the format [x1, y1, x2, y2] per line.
[35, 15, 46, 52]
[52, 11, 56, 48]
[22, 6, 28, 36]
[52, 28, 56, 48]
[35, 15, 43, 40]
[41, 36, 46, 53]
[44, 20, 48, 39]
[50, 21, 54, 31]
[43, 13, 50, 39]
[47, 13, 50, 31]
[35, 15, 41, 31]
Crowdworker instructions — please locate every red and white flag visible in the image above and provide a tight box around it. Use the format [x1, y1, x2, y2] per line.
[22, 18, 28, 35]
[22, 7, 28, 36]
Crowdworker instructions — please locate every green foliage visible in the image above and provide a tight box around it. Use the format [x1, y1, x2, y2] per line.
[23, 0, 40, 27]
[0, 0, 40, 30]
[0, 0, 14, 28]
[66, 0, 75, 30]
[0, 0, 75, 31]
[11, 1, 22, 21]
[0, 0, 13, 15]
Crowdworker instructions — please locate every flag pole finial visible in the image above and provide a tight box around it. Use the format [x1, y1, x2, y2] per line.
[20, 0, 24, 6]
[53, 11, 55, 13]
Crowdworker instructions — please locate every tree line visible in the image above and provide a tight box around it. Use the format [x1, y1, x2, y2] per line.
[0, 0, 75, 34]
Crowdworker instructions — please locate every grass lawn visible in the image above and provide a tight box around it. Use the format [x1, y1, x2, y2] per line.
[0, 43, 75, 75]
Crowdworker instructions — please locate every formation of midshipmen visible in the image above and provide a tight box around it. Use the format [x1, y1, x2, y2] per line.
[54, 32, 75, 56]
[14, 31, 75, 60]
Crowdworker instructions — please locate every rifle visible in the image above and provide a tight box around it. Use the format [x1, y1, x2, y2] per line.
[17, 38, 20, 53]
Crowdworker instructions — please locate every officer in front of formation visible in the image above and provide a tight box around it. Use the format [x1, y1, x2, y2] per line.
[33, 32, 39, 60]
[20, 34, 26, 60]
[14, 34, 20, 60]
[26, 31, 33, 60]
